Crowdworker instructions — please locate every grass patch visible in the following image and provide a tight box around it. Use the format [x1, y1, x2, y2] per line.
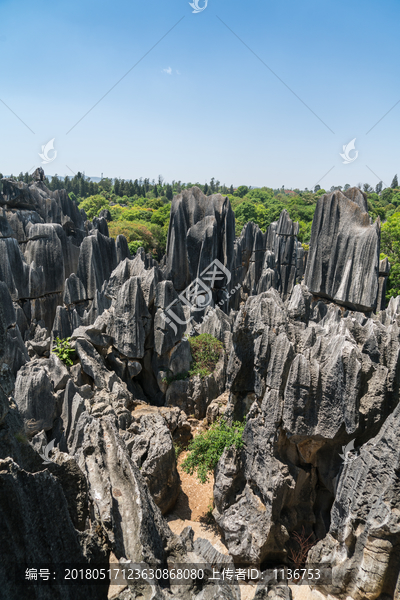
[163, 371, 190, 385]
[181, 418, 245, 484]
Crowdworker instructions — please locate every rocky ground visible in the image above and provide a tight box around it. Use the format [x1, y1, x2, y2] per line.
[0, 169, 399, 599]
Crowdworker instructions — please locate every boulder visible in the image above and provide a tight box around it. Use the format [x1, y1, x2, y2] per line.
[1, 171, 86, 231]
[58, 380, 87, 452]
[0, 457, 109, 600]
[257, 210, 302, 300]
[14, 362, 58, 434]
[75, 338, 109, 388]
[214, 282, 400, 565]
[92, 216, 109, 236]
[129, 412, 180, 514]
[104, 255, 164, 309]
[0, 282, 29, 375]
[166, 350, 226, 419]
[64, 229, 130, 304]
[154, 281, 188, 355]
[99, 209, 112, 221]
[71, 414, 174, 562]
[106, 277, 151, 359]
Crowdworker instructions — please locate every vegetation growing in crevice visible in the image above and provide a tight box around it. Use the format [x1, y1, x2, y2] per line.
[181, 418, 245, 484]
[187, 334, 223, 378]
[163, 334, 223, 384]
[52, 337, 75, 366]
[287, 527, 319, 572]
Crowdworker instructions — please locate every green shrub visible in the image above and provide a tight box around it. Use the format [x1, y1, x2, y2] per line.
[162, 371, 190, 385]
[174, 443, 183, 460]
[162, 334, 224, 385]
[181, 418, 245, 483]
[78, 194, 110, 219]
[108, 220, 166, 257]
[128, 240, 143, 255]
[52, 337, 75, 366]
[188, 334, 223, 378]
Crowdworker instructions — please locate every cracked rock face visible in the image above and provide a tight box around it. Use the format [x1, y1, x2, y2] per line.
[164, 187, 235, 292]
[305, 188, 380, 311]
[0, 456, 109, 600]
[309, 401, 400, 600]
[213, 282, 400, 584]
[71, 414, 173, 562]
[128, 411, 180, 514]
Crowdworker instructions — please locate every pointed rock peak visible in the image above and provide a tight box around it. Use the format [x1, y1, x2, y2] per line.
[276, 209, 299, 236]
[342, 186, 368, 212]
[32, 167, 45, 182]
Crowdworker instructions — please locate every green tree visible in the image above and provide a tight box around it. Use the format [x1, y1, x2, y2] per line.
[381, 212, 400, 301]
[151, 204, 171, 227]
[181, 418, 245, 484]
[391, 175, 399, 189]
[234, 201, 258, 226]
[235, 185, 249, 198]
[381, 187, 394, 204]
[128, 240, 143, 255]
[146, 199, 162, 210]
[165, 184, 173, 200]
[79, 195, 110, 219]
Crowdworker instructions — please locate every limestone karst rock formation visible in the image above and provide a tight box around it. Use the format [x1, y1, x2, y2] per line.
[0, 173, 399, 600]
[305, 187, 380, 311]
[164, 186, 235, 292]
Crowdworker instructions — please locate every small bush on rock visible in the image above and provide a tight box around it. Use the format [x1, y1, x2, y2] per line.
[181, 418, 245, 484]
[52, 337, 75, 366]
[162, 334, 224, 385]
[188, 334, 223, 378]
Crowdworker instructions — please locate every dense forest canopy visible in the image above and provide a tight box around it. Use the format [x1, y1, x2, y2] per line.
[2, 171, 400, 302]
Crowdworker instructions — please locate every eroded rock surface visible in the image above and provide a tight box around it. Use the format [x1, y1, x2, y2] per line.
[305, 188, 380, 311]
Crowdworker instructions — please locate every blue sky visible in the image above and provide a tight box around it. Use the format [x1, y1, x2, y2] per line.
[1, 0, 399, 189]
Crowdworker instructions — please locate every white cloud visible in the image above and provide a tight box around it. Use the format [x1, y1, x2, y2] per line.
[163, 67, 172, 75]
[176, 70, 181, 75]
